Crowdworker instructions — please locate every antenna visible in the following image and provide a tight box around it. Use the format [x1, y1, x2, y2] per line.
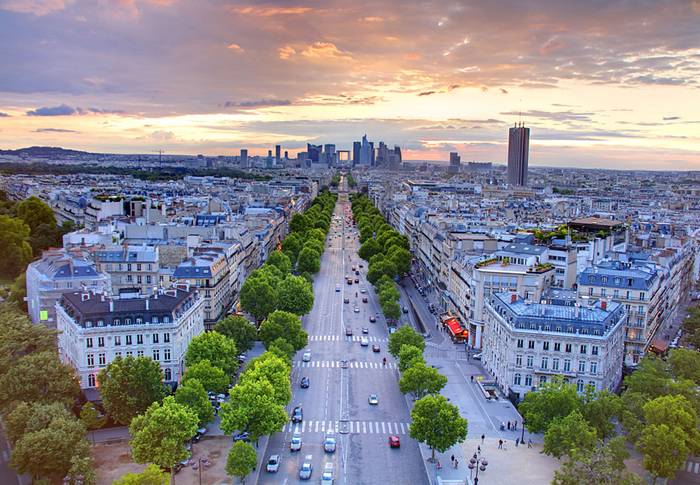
[519, 98, 523, 127]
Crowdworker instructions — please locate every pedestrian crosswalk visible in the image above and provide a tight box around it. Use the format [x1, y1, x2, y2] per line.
[283, 420, 411, 435]
[294, 360, 396, 369]
[308, 335, 387, 342]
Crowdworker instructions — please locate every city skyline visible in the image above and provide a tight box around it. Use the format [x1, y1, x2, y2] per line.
[1, 1, 699, 169]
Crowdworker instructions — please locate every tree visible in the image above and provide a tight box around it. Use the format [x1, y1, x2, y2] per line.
[281, 233, 303, 263]
[367, 259, 397, 284]
[543, 410, 598, 458]
[519, 377, 581, 433]
[553, 437, 642, 485]
[289, 213, 309, 233]
[5, 401, 74, 445]
[258, 310, 308, 351]
[15, 196, 56, 232]
[388, 247, 411, 275]
[399, 361, 447, 398]
[266, 250, 292, 275]
[226, 441, 257, 484]
[638, 424, 689, 484]
[80, 402, 107, 430]
[358, 238, 381, 261]
[0, 350, 80, 410]
[113, 464, 170, 485]
[668, 348, 700, 384]
[276, 275, 314, 315]
[378, 283, 400, 303]
[409, 395, 468, 461]
[296, 246, 320, 274]
[174, 378, 215, 425]
[0, 215, 33, 277]
[129, 397, 198, 474]
[185, 331, 239, 376]
[241, 352, 292, 406]
[183, 359, 230, 394]
[381, 299, 402, 320]
[219, 379, 288, 441]
[98, 356, 168, 425]
[240, 277, 277, 321]
[398, 345, 425, 372]
[642, 394, 700, 454]
[267, 337, 295, 364]
[388, 326, 425, 357]
[623, 356, 672, 400]
[0, 307, 57, 377]
[9, 272, 28, 311]
[215, 315, 258, 353]
[581, 389, 622, 439]
[29, 222, 62, 254]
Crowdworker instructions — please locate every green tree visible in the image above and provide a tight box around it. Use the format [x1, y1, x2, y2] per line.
[258, 310, 308, 351]
[543, 410, 598, 458]
[642, 394, 700, 453]
[226, 441, 257, 484]
[266, 250, 292, 274]
[409, 395, 468, 461]
[388, 326, 425, 357]
[267, 337, 295, 364]
[240, 276, 278, 321]
[219, 379, 288, 441]
[399, 361, 447, 398]
[129, 397, 198, 477]
[113, 464, 170, 485]
[381, 299, 402, 320]
[80, 402, 107, 430]
[553, 437, 642, 485]
[358, 238, 382, 261]
[0, 307, 57, 377]
[668, 348, 700, 384]
[183, 359, 230, 394]
[174, 378, 214, 425]
[519, 377, 582, 433]
[15, 196, 56, 232]
[387, 247, 411, 275]
[9, 272, 28, 311]
[0, 215, 33, 277]
[581, 389, 622, 439]
[215, 315, 258, 353]
[289, 213, 309, 233]
[296, 246, 320, 274]
[638, 424, 689, 484]
[276, 275, 314, 315]
[281, 233, 303, 263]
[367, 259, 397, 284]
[29, 222, 62, 254]
[241, 352, 292, 406]
[398, 345, 425, 372]
[185, 331, 239, 376]
[0, 350, 80, 410]
[98, 355, 168, 425]
[378, 283, 400, 304]
[5, 401, 74, 445]
[623, 356, 672, 399]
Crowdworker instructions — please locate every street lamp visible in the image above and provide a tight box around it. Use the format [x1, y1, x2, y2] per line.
[468, 451, 488, 483]
[520, 418, 526, 444]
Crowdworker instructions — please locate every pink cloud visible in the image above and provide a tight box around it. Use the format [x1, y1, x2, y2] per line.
[1, 0, 71, 16]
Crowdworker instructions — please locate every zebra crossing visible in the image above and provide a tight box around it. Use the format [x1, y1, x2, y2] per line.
[283, 420, 411, 435]
[294, 360, 396, 369]
[308, 335, 387, 342]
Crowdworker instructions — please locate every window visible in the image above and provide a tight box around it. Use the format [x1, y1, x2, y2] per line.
[526, 355, 533, 368]
[153, 349, 160, 361]
[137, 275, 142, 284]
[146, 275, 152, 284]
[153, 334, 159, 344]
[601, 288, 607, 297]
[577, 379, 584, 392]
[163, 316, 169, 323]
[565, 344, 572, 353]
[539, 375, 547, 385]
[114, 318, 121, 325]
[163, 333, 170, 343]
[524, 374, 532, 387]
[97, 319, 104, 327]
[554, 342, 561, 352]
[552, 358, 560, 371]
[137, 263, 142, 271]
[164, 368, 172, 381]
[127, 264, 132, 271]
[98, 337, 105, 348]
[126, 351, 133, 357]
[514, 374, 521, 385]
[87, 354, 94, 367]
[580, 344, 587, 354]
[126, 335, 132, 345]
[590, 362, 598, 375]
[86, 338, 93, 348]
[127, 274, 133, 283]
[591, 345, 599, 356]
[613, 289, 619, 299]
[136, 317, 143, 324]
[88, 374, 96, 387]
[528, 340, 535, 349]
[588, 287, 593, 296]
[98, 353, 106, 366]
[588, 381, 596, 390]
[115, 351, 121, 358]
[563, 359, 571, 372]
[542, 341, 549, 351]
[541, 357, 548, 370]
[515, 354, 522, 367]
[114, 336, 121, 346]
[639, 292, 645, 301]
[152, 316, 159, 324]
[517, 339, 524, 348]
[137, 350, 144, 357]
[164, 348, 171, 362]
[137, 334, 143, 344]
[578, 361, 586, 373]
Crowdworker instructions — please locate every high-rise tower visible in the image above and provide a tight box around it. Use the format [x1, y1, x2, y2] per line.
[507, 124, 530, 186]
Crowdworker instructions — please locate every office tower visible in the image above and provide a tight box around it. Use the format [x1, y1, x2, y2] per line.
[275, 145, 281, 165]
[448, 152, 461, 175]
[240, 149, 248, 167]
[284, 150, 289, 159]
[507, 124, 530, 186]
[359, 135, 372, 165]
[307, 144, 322, 163]
[376, 141, 389, 167]
[324, 144, 336, 166]
[267, 149, 272, 158]
[388, 145, 402, 171]
[353, 141, 361, 165]
[369, 141, 375, 166]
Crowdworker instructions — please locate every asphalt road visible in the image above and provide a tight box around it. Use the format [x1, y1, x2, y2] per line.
[258, 185, 428, 485]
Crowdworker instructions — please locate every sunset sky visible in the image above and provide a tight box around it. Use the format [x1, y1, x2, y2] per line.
[0, 0, 699, 169]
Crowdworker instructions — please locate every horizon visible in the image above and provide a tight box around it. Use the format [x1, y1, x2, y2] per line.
[1, 1, 699, 170]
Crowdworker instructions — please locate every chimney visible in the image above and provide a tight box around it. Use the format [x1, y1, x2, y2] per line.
[510, 293, 517, 303]
[81, 292, 90, 301]
[600, 300, 607, 311]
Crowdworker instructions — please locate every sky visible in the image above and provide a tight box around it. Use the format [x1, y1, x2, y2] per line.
[0, 0, 699, 169]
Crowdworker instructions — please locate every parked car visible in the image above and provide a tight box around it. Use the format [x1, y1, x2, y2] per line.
[388, 435, 401, 448]
[344, 297, 350, 304]
[300, 376, 310, 388]
[354, 278, 359, 283]
[362, 297, 368, 303]
[266, 454, 280, 473]
[290, 433, 302, 451]
[402, 306, 409, 313]
[232, 431, 250, 442]
[472, 353, 482, 361]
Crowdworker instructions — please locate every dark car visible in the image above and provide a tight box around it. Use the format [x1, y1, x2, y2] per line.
[372, 344, 380, 353]
[402, 306, 409, 313]
[292, 406, 303, 423]
[355, 270, 360, 276]
[232, 431, 250, 442]
[369, 315, 376, 323]
[388, 435, 401, 448]
[362, 297, 368, 303]
[345, 327, 353, 336]
[300, 376, 310, 388]
[354, 278, 359, 283]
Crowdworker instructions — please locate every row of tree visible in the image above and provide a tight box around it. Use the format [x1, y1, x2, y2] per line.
[387, 326, 468, 461]
[682, 305, 700, 348]
[518, 348, 700, 484]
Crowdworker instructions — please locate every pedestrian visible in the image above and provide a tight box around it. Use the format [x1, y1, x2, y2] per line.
[528, 438, 533, 448]
[503, 440, 507, 450]
[507, 421, 511, 430]
[450, 454, 454, 463]
[514, 421, 517, 431]
[477, 445, 481, 454]
[515, 438, 519, 447]
[470, 375, 474, 383]
[481, 434, 485, 444]
[474, 478, 478, 485]
[498, 439, 503, 449]
[454, 459, 459, 469]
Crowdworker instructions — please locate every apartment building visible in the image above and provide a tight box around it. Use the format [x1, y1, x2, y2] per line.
[94, 245, 160, 295]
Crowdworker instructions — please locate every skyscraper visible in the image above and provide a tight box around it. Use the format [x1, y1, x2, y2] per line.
[359, 135, 372, 165]
[307, 143, 322, 163]
[352, 141, 361, 165]
[507, 124, 530, 186]
[275, 145, 281, 165]
[448, 152, 461, 175]
[240, 149, 248, 167]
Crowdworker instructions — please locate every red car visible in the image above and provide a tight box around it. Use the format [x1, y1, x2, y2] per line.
[388, 435, 400, 448]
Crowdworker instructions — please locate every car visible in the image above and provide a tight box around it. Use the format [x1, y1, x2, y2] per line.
[352, 266, 356, 271]
[372, 344, 380, 353]
[388, 435, 401, 448]
[355, 270, 360, 276]
[402, 306, 409, 313]
[345, 327, 353, 336]
[302, 351, 312, 362]
[360, 337, 369, 346]
[368, 394, 379, 405]
[362, 296, 368, 303]
[347, 279, 352, 285]
[360, 287, 366, 293]
[369, 315, 376, 323]
[323, 433, 337, 453]
[389, 327, 397, 334]
[292, 406, 303, 422]
[344, 297, 350, 304]
[354, 307, 360, 313]
[472, 352, 482, 361]
[321, 463, 334, 484]
[232, 431, 250, 442]
[299, 456, 313, 480]
[300, 376, 310, 388]
[290, 433, 302, 451]
[266, 454, 280, 473]
[361, 327, 369, 334]
[216, 393, 226, 402]
[354, 278, 359, 283]
[335, 285, 341, 292]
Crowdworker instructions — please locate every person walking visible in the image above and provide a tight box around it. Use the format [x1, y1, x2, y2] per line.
[450, 454, 454, 464]
[498, 439, 503, 449]
[481, 434, 485, 444]
[470, 375, 474, 383]
[454, 459, 459, 469]
[515, 438, 519, 447]
[514, 421, 518, 431]
[477, 445, 481, 454]
[507, 421, 511, 430]
[528, 438, 533, 448]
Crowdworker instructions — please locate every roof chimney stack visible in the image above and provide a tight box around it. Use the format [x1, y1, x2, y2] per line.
[510, 293, 517, 303]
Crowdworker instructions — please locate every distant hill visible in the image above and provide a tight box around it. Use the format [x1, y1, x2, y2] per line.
[0, 146, 93, 157]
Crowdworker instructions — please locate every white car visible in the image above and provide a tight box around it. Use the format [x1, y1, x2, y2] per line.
[354, 307, 360, 313]
[321, 463, 334, 484]
[302, 351, 312, 362]
[290, 433, 302, 451]
[266, 454, 280, 473]
[360, 337, 369, 346]
[368, 394, 379, 405]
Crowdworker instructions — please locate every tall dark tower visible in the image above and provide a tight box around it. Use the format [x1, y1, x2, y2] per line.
[507, 124, 530, 186]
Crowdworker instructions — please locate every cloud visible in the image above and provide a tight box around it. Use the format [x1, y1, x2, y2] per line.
[362, 16, 383, 22]
[418, 91, 436, 96]
[500, 88, 508, 94]
[300, 42, 351, 60]
[226, 43, 244, 53]
[501, 109, 595, 122]
[227, 6, 313, 16]
[34, 127, 79, 133]
[663, 116, 681, 121]
[278, 46, 296, 60]
[0, 0, 71, 16]
[26, 104, 76, 116]
[224, 99, 292, 108]
[0, 112, 9, 117]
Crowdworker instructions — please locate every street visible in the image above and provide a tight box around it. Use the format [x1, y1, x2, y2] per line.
[258, 184, 428, 485]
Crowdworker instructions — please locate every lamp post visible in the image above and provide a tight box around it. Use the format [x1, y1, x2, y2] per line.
[520, 418, 526, 445]
[468, 451, 488, 483]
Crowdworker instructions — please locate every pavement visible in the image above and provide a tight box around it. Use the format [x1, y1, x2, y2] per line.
[0, 427, 29, 485]
[257, 185, 428, 485]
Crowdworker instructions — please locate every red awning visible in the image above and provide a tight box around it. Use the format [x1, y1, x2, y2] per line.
[445, 318, 463, 336]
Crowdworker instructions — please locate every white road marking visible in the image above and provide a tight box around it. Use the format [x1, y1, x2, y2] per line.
[381, 422, 386, 433]
[400, 422, 406, 434]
